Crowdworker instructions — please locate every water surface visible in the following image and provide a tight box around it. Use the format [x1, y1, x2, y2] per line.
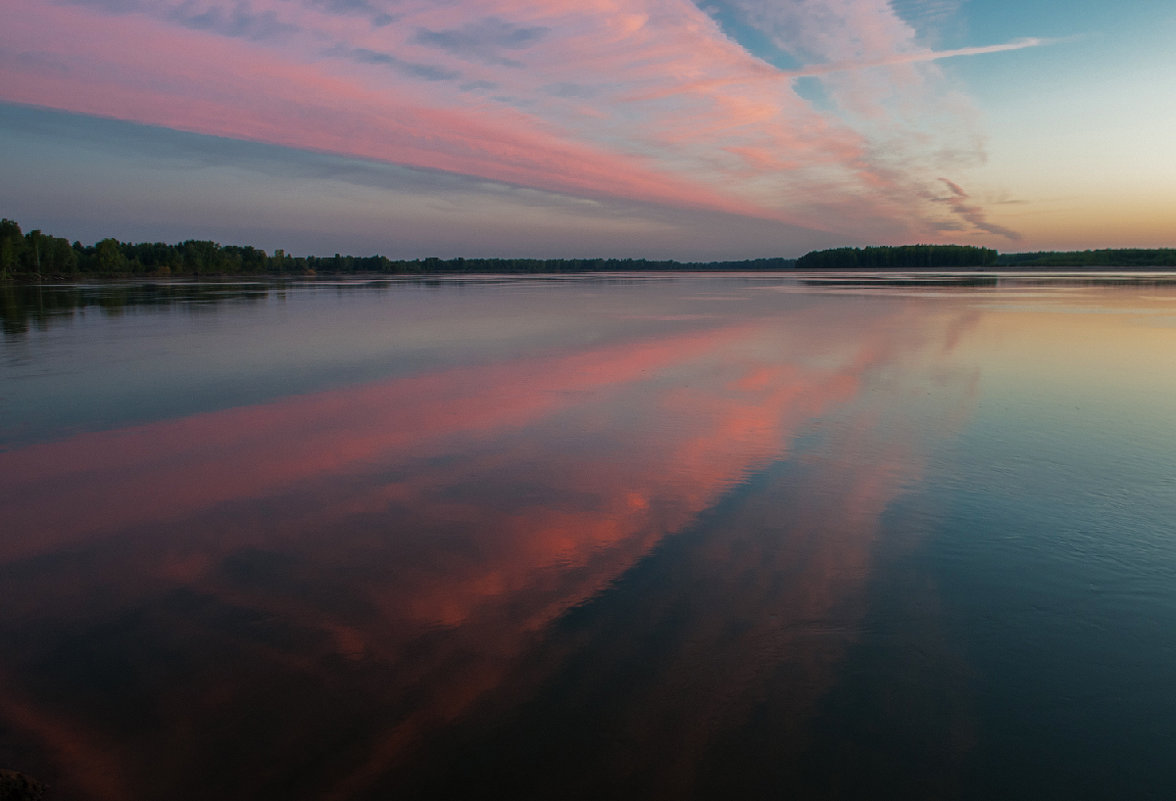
[2, 274, 1175, 800]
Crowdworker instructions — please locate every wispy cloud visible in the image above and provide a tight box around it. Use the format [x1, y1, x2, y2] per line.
[339, 46, 462, 81]
[626, 37, 1051, 95]
[0, 0, 1039, 246]
[783, 37, 1050, 78]
[413, 17, 550, 67]
[937, 178, 1022, 240]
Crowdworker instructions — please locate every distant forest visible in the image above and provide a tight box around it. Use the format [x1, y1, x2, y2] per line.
[994, 249, 1176, 268]
[0, 219, 792, 278]
[2, 219, 1174, 278]
[796, 245, 1176, 269]
[795, 245, 998, 269]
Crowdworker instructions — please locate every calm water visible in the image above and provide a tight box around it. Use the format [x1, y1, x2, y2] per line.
[2, 274, 1175, 800]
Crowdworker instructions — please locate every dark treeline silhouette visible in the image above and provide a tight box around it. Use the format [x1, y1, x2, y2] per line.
[0, 219, 796, 278]
[996, 249, 1176, 267]
[5, 220, 1176, 279]
[796, 245, 999, 269]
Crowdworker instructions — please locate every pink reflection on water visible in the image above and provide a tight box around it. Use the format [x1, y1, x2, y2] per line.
[0, 324, 758, 562]
[0, 299, 980, 800]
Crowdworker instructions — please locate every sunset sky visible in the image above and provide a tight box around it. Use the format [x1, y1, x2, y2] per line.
[2, 0, 1174, 259]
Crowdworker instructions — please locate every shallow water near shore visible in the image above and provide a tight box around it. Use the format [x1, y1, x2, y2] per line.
[2, 273, 1175, 800]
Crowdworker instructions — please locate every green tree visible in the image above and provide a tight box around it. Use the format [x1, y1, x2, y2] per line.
[0, 218, 24, 278]
[95, 238, 128, 274]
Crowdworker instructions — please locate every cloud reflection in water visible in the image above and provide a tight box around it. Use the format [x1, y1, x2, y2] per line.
[0, 291, 979, 800]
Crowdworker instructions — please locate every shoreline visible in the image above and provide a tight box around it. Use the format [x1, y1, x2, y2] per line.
[6, 265, 1176, 284]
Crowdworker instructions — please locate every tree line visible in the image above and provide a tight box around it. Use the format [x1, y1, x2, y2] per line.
[0, 219, 797, 278]
[796, 245, 999, 269]
[797, 244, 1176, 269]
[4, 219, 1174, 279]
[995, 249, 1176, 267]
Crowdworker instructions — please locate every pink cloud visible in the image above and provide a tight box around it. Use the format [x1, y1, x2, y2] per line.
[0, 0, 1027, 243]
[724, 0, 1027, 240]
[2, 0, 795, 221]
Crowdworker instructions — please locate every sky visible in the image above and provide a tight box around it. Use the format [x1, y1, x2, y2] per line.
[1, 0, 1174, 259]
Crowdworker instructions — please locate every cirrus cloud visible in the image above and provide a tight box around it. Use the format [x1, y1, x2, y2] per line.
[0, 0, 1049, 246]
